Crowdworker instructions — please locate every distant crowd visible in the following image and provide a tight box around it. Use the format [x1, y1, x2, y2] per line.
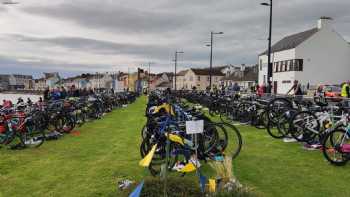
[0, 85, 116, 109]
[43, 85, 100, 101]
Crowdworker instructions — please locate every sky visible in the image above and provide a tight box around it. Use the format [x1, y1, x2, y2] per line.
[0, 0, 349, 78]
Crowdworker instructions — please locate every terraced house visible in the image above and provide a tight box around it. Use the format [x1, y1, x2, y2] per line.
[221, 65, 258, 92]
[176, 68, 225, 90]
[258, 17, 350, 94]
[8, 74, 33, 90]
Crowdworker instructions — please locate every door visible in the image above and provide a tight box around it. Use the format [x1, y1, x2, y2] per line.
[273, 81, 278, 94]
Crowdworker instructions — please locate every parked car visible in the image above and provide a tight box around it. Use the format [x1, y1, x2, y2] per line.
[319, 85, 342, 101]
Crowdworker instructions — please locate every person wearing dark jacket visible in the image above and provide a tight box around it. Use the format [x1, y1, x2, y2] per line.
[43, 87, 50, 101]
[287, 80, 303, 96]
[69, 85, 80, 97]
[88, 88, 95, 95]
[60, 86, 67, 99]
[51, 88, 61, 100]
[80, 88, 88, 97]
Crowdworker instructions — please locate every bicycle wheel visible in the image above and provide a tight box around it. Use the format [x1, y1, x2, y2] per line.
[290, 111, 320, 143]
[52, 116, 64, 133]
[209, 122, 242, 160]
[5, 132, 24, 149]
[141, 125, 148, 139]
[20, 123, 45, 148]
[322, 129, 349, 166]
[267, 98, 293, 124]
[141, 137, 177, 176]
[255, 110, 268, 129]
[276, 112, 293, 137]
[62, 116, 76, 133]
[237, 103, 251, 124]
[266, 120, 286, 139]
[1, 129, 18, 146]
[202, 123, 219, 154]
[219, 108, 233, 124]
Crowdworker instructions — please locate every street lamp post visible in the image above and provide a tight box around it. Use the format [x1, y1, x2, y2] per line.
[127, 67, 130, 92]
[261, 0, 273, 94]
[207, 31, 223, 90]
[148, 63, 150, 92]
[174, 51, 184, 91]
[147, 62, 154, 93]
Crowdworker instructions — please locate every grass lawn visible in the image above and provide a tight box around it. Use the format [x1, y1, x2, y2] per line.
[1, 96, 350, 197]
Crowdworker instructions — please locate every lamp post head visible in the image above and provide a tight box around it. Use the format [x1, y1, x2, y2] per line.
[260, 2, 270, 6]
[2, 0, 19, 5]
[212, 31, 224, 35]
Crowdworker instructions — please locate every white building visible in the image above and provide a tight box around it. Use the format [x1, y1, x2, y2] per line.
[150, 72, 173, 90]
[258, 17, 350, 94]
[44, 72, 60, 88]
[221, 65, 258, 92]
[8, 74, 33, 90]
[176, 68, 225, 90]
[60, 72, 122, 91]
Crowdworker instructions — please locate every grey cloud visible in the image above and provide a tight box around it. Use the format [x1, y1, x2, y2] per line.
[9, 34, 175, 60]
[0, 55, 115, 78]
[8, 34, 249, 65]
[22, 2, 193, 35]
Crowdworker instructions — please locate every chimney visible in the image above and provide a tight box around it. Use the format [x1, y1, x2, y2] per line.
[317, 16, 333, 30]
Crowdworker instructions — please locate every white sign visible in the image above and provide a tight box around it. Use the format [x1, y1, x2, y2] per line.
[186, 120, 204, 134]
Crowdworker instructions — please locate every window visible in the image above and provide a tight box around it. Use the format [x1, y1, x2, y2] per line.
[275, 62, 279, 72]
[288, 60, 293, 71]
[299, 59, 304, 71]
[295, 59, 304, 71]
[284, 61, 288, 71]
[198, 76, 200, 81]
[190, 76, 193, 81]
[279, 62, 283, 72]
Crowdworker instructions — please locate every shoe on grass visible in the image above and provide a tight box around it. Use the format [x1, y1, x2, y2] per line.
[283, 137, 297, 143]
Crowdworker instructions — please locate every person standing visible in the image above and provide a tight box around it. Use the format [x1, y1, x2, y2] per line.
[287, 80, 303, 96]
[52, 88, 61, 100]
[60, 86, 67, 99]
[287, 80, 304, 102]
[27, 98, 33, 105]
[232, 82, 241, 92]
[43, 87, 50, 101]
[257, 84, 264, 97]
[341, 81, 350, 98]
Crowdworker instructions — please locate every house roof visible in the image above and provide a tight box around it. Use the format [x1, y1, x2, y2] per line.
[156, 72, 174, 78]
[260, 28, 318, 56]
[177, 70, 188, 76]
[190, 68, 225, 76]
[156, 81, 172, 88]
